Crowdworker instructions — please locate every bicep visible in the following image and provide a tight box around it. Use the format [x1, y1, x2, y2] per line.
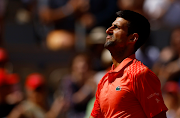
[152, 111, 167, 118]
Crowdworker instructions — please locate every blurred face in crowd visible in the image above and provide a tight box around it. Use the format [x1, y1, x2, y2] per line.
[105, 17, 131, 53]
[26, 86, 46, 105]
[72, 55, 89, 74]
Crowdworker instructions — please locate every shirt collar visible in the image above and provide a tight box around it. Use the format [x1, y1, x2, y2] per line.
[111, 54, 136, 73]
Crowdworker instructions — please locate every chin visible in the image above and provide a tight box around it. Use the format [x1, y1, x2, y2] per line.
[104, 40, 115, 49]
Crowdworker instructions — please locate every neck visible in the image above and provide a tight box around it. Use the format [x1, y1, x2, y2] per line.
[106, 44, 135, 69]
[110, 51, 134, 69]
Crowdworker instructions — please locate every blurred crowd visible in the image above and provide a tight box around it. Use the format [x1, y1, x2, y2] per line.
[0, 0, 180, 118]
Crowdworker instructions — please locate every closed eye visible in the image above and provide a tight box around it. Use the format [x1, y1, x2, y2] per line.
[113, 25, 120, 29]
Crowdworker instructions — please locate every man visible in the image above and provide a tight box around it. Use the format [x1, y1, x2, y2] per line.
[0, 69, 23, 118]
[7, 73, 49, 118]
[90, 10, 168, 118]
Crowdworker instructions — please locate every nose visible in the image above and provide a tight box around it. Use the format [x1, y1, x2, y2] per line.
[106, 26, 113, 35]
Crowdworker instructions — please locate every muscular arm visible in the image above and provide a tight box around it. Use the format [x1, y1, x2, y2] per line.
[152, 111, 167, 118]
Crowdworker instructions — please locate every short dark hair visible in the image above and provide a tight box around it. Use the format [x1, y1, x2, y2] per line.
[116, 10, 150, 52]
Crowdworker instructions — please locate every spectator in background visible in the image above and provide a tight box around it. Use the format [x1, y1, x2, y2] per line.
[162, 81, 179, 118]
[0, 70, 22, 117]
[0, 46, 22, 117]
[38, 0, 85, 31]
[144, 0, 180, 29]
[162, 0, 180, 28]
[8, 73, 49, 118]
[38, 0, 117, 31]
[152, 27, 180, 86]
[152, 46, 177, 74]
[143, 0, 170, 22]
[53, 53, 96, 118]
[37, 0, 118, 51]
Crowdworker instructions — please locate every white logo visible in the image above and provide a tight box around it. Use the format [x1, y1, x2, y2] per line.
[155, 98, 160, 103]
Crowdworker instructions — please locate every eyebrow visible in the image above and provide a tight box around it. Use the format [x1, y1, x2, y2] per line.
[112, 22, 123, 28]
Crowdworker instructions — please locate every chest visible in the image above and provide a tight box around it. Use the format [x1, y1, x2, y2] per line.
[99, 73, 139, 115]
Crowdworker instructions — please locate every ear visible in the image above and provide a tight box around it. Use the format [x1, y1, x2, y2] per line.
[129, 33, 139, 43]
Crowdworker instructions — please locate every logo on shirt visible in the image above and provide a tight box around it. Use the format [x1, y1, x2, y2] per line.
[155, 98, 160, 103]
[147, 92, 159, 99]
[116, 86, 121, 91]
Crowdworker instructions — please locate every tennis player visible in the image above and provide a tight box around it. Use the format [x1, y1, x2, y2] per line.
[89, 10, 168, 118]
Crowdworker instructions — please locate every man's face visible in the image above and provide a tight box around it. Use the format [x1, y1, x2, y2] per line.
[104, 17, 130, 52]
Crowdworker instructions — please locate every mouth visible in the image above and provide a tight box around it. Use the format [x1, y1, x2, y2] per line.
[106, 35, 112, 40]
